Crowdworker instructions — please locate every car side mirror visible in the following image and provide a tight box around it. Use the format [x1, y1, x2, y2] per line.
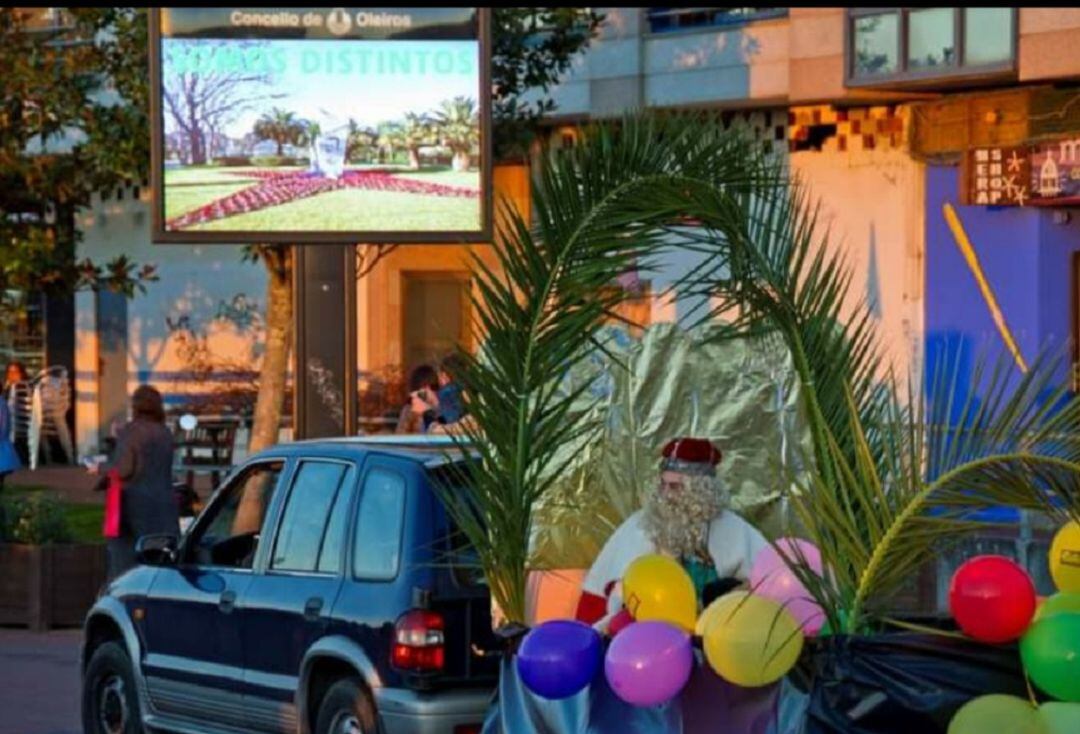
[135, 534, 178, 566]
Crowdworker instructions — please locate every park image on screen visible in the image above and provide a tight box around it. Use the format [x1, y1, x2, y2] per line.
[152, 8, 489, 242]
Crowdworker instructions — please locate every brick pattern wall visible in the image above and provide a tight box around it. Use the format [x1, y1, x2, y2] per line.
[788, 104, 910, 154]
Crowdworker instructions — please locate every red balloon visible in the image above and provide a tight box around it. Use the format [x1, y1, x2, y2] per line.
[949, 555, 1036, 643]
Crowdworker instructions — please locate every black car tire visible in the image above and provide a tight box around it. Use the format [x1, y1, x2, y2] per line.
[315, 677, 378, 734]
[82, 641, 143, 734]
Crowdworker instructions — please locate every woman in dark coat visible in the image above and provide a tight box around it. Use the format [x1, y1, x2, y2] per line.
[92, 385, 178, 580]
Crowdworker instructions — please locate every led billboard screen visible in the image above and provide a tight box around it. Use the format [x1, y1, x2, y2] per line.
[150, 7, 491, 243]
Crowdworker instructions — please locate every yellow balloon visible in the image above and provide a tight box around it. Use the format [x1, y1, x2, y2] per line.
[1050, 521, 1080, 593]
[697, 591, 740, 637]
[702, 591, 804, 687]
[622, 554, 697, 633]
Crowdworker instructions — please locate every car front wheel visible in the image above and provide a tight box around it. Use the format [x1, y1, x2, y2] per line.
[82, 641, 143, 734]
[315, 678, 377, 734]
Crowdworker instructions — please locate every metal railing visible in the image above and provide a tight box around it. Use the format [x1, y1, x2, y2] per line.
[645, 7, 787, 34]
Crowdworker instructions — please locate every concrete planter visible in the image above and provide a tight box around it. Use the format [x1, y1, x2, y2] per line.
[0, 543, 107, 631]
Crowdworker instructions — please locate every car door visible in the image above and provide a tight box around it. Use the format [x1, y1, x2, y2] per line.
[142, 459, 287, 729]
[240, 458, 357, 733]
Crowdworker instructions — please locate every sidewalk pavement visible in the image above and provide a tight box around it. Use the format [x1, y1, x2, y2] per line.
[0, 628, 81, 734]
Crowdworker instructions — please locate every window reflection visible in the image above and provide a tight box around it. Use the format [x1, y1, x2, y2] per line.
[908, 8, 955, 69]
[964, 7, 1013, 66]
[854, 14, 899, 77]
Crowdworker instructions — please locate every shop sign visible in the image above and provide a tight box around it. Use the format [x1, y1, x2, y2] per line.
[1030, 136, 1080, 205]
[965, 146, 1030, 206]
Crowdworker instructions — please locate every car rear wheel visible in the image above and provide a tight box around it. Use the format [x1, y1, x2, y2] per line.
[82, 641, 143, 734]
[315, 678, 377, 734]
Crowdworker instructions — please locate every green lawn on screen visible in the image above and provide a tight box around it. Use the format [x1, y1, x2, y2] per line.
[186, 187, 481, 232]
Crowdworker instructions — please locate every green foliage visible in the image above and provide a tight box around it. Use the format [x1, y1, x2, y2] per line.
[0, 495, 73, 545]
[252, 108, 307, 156]
[492, 8, 605, 161]
[0, 7, 156, 308]
[249, 156, 308, 168]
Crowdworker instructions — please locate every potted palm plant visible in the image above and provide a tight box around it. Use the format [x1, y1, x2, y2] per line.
[434, 111, 1080, 732]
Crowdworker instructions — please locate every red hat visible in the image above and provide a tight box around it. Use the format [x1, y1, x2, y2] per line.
[660, 438, 722, 476]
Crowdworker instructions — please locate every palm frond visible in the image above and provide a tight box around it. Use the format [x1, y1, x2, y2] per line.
[434, 113, 782, 623]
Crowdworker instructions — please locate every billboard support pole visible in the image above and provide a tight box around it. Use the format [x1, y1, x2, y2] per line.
[293, 244, 357, 440]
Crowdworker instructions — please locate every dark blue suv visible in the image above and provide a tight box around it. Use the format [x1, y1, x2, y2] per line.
[80, 436, 499, 734]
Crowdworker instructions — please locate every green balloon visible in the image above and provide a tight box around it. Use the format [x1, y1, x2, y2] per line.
[1021, 614, 1080, 703]
[1037, 593, 1080, 621]
[1039, 702, 1080, 734]
[948, 695, 1041, 734]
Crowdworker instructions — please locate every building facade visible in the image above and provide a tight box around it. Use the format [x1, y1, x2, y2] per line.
[72, 7, 1080, 455]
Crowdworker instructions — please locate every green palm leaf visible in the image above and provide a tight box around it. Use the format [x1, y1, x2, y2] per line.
[435, 113, 779, 623]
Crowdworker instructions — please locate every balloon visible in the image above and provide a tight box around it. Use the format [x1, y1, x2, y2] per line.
[604, 621, 693, 707]
[1039, 702, 1080, 734]
[622, 555, 697, 632]
[696, 593, 735, 636]
[948, 555, 1036, 643]
[1021, 614, 1080, 703]
[702, 591, 804, 687]
[750, 538, 826, 635]
[516, 620, 602, 699]
[1035, 592, 1080, 622]
[947, 695, 1040, 734]
[1050, 521, 1080, 593]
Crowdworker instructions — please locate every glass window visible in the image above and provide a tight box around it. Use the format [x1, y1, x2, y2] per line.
[353, 468, 406, 580]
[188, 462, 284, 569]
[853, 13, 899, 77]
[271, 462, 348, 573]
[964, 8, 1013, 66]
[317, 473, 354, 574]
[908, 8, 956, 69]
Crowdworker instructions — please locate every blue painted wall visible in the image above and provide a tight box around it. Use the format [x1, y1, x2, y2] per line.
[925, 165, 1080, 397]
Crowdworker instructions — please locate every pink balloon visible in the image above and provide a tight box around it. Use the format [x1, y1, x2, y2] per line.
[750, 538, 825, 636]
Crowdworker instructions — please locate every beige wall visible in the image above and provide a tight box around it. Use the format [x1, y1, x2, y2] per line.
[357, 164, 529, 375]
[1019, 8, 1080, 82]
[790, 146, 926, 385]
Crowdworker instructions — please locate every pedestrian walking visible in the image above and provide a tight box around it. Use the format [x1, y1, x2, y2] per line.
[88, 385, 178, 580]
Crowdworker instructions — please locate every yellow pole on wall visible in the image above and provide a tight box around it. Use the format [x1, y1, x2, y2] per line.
[942, 202, 1029, 373]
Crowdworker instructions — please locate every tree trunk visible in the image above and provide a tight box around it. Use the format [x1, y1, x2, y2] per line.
[407, 147, 421, 170]
[248, 247, 293, 454]
[452, 149, 471, 172]
[275, 139, 284, 157]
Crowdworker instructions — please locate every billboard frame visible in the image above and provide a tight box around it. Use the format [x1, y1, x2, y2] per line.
[148, 7, 493, 245]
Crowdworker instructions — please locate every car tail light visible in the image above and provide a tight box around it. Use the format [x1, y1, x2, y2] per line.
[392, 609, 445, 672]
[454, 726, 482, 734]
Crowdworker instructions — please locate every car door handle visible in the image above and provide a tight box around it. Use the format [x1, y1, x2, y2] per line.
[304, 596, 324, 622]
[219, 589, 237, 614]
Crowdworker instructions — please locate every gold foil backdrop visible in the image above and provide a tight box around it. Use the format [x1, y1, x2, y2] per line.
[529, 322, 812, 570]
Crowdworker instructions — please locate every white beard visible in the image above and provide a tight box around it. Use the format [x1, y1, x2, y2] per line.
[641, 474, 725, 559]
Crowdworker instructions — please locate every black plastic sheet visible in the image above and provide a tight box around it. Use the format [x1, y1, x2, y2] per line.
[804, 633, 1029, 734]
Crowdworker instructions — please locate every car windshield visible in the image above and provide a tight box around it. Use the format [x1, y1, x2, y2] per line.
[430, 465, 486, 589]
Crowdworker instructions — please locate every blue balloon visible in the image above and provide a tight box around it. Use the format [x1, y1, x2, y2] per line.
[516, 620, 603, 699]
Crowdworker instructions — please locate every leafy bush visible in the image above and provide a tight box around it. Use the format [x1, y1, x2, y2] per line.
[250, 156, 308, 168]
[0, 495, 73, 545]
[212, 156, 252, 167]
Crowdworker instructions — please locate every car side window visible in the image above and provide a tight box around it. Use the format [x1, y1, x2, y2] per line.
[271, 461, 350, 573]
[187, 461, 284, 569]
[352, 468, 406, 580]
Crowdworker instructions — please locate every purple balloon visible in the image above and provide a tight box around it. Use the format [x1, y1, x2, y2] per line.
[750, 538, 825, 636]
[604, 621, 693, 707]
[517, 620, 603, 699]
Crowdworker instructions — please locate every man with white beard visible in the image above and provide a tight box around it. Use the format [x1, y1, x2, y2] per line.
[575, 437, 768, 631]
